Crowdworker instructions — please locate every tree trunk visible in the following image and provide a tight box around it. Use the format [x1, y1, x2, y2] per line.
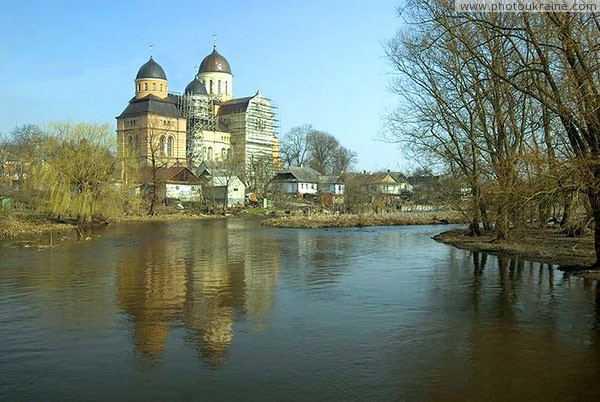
[496, 203, 510, 241]
[588, 189, 600, 268]
[560, 192, 573, 227]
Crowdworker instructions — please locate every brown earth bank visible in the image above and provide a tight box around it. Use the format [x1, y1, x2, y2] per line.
[261, 211, 465, 229]
[0, 211, 221, 242]
[433, 228, 600, 277]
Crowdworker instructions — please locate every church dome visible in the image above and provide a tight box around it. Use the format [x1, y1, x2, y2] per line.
[136, 56, 167, 80]
[185, 77, 208, 95]
[198, 47, 231, 74]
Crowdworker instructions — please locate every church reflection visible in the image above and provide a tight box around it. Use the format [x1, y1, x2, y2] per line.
[115, 219, 279, 368]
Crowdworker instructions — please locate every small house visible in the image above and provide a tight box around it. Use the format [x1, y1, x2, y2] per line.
[270, 166, 321, 197]
[197, 161, 245, 207]
[141, 166, 202, 202]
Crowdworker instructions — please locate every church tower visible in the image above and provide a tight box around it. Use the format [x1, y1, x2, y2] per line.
[134, 56, 169, 99]
[197, 45, 233, 101]
[116, 54, 187, 173]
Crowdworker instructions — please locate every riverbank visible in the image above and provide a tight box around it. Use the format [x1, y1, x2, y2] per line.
[433, 228, 596, 272]
[261, 211, 465, 228]
[0, 213, 75, 239]
[0, 211, 221, 240]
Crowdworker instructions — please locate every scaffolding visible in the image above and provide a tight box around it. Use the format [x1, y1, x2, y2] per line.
[216, 92, 280, 185]
[172, 89, 280, 181]
[174, 91, 220, 170]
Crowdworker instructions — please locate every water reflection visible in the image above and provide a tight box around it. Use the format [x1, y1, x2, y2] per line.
[4, 223, 600, 400]
[114, 219, 279, 368]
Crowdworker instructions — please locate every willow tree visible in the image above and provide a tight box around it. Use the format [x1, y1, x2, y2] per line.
[33, 122, 118, 223]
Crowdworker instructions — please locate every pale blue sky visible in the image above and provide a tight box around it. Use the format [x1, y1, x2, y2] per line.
[0, 0, 407, 171]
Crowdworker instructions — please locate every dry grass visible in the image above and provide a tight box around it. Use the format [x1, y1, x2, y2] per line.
[261, 211, 466, 229]
[0, 213, 74, 239]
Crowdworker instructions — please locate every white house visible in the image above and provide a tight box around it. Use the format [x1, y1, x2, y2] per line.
[270, 166, 321, 196]
[197, 161, 245, 207]
[141, 166, 203, 202]
[319, 175, 345, 195]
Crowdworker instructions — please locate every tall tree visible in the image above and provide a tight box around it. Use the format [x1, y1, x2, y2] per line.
[388, 1, 600, 267]
[280, 125, 357, 174]
[279, 124, 311, 167]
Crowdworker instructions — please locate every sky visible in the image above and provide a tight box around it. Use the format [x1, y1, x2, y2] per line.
[0, 0, 408, 172]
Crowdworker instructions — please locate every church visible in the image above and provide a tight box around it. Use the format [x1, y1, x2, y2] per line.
[116, 44, 279, 181]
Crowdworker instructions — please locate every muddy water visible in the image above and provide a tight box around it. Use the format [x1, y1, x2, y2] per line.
[1, 218, 599, 401]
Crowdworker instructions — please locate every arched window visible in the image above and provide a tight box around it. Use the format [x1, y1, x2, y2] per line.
[152, 83, 156, 90]
[137, 84, 140, 92]
[160, 84, 163, 91]
[159, 135, 166, 156]
[218, 80, 222, 94]
[207, 147, 213, 160]
[226, 148, 231, 161]
[225, 81, 228, 95]
[144, 82, 148, 91]
[201, 146, 207, 159]
[221, 148, 226, 160]
[209, 80, 213, 94]
[166, 136, 174, 157]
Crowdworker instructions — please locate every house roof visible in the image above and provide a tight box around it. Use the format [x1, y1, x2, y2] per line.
[344, 173, 399, 186]
[118, 94, 182, 118]
[273, 166, 322, 183]
[387, 171, 409, 183]
[140, 166, 201, 183]
[319, 175, 344, 185]
[408, 175, 440, 188]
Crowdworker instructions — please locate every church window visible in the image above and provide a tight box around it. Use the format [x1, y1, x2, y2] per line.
[218, 80, 222, 94]
[209, 80, 213, 94]
[207, 147, 213, 160]
[225, 81, 228, 95]
[221, 148, 226, 160]
[152, 83, 156, 90]
[137, 84, 140, 92]
[226, 148, 231, 160]
[160, 84, 163, 91]
[144, 82, 148, 91]
[167, 136, 174, 156]
[159, 135, 166, 156]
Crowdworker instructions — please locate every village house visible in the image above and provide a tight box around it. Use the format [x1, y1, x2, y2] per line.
[270, 166, 321, 198]
[345, 172, 413, 198]
[140, 166, 203, 204]
[197, 161, 245, 207]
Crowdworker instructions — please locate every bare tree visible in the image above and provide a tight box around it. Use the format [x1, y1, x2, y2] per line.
[279, 124, 311, 167]
[280, 125, 357, 174]
[332, 146, 357, 175]
[306, 130, 340, 174]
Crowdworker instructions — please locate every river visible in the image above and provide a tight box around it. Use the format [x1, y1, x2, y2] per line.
[1, 218, 600, 401]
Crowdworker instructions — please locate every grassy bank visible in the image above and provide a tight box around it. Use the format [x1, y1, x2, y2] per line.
[261, 211, 465, 228]
[0, 211, 221, 240]
[0, 213, 75, 239]
[433, 228, 596, 271]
